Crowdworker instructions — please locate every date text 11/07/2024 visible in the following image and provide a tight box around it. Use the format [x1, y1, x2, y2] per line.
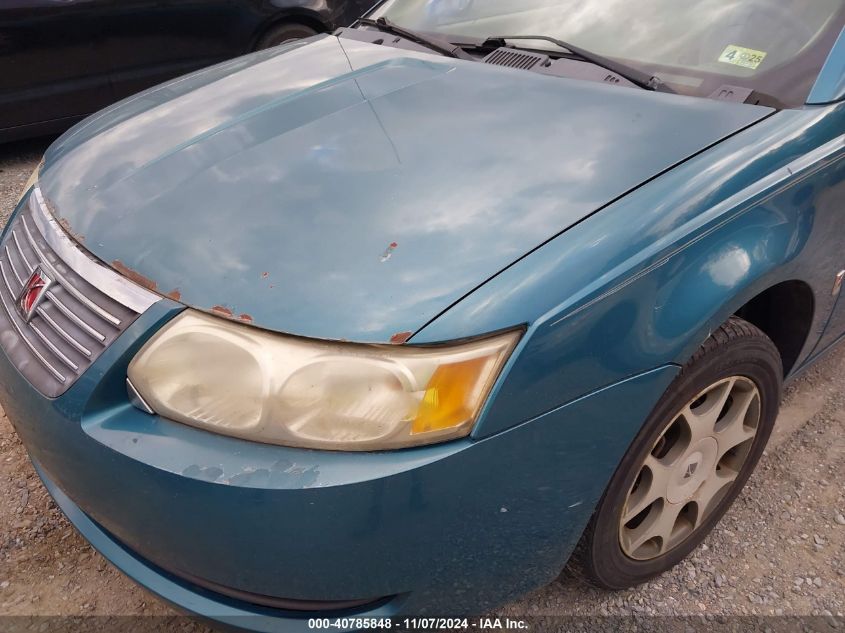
[307, 618, 530, 630]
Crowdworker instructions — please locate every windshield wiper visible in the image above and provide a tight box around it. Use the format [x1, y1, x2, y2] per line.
[358, 17, 475, 61]
[482, 35, 672, 92]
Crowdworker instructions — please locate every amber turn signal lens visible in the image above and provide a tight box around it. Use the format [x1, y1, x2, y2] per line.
[412, 356, 495, 435]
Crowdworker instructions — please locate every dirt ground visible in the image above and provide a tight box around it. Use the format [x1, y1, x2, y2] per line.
[0, 139, 843, 625]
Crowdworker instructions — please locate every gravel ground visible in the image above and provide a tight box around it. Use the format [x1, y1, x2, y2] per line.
[0, 139, 843, 627]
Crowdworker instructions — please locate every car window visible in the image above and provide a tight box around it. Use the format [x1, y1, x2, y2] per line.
[369, 0, 845, 106]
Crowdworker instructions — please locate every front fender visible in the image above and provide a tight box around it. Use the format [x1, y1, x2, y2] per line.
[650, 149, 838, 371]
[415, 105, 845, 439]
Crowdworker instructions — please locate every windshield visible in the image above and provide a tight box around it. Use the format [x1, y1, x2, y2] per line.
[368, 0, 845, 106]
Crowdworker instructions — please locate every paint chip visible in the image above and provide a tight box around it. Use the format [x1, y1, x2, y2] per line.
[390, 331, 413, 345]
[380, 242, 399, 262]
[211, 305, 233, 318]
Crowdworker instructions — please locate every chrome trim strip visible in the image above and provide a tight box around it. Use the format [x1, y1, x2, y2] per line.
[0, 261, 66, 383]
[786, 134, 845, 175]
[4, 245, 23, 284]
[126, 378, 154, 415]
[45, 291, 107, 343]
[0, 260, 19, 306]
[30, 188, 160, 314]
[29, 321, 79, 371]
[21, 214, 122, 327]
[35, 306, 93, 357]
[11, 230, 34, 272]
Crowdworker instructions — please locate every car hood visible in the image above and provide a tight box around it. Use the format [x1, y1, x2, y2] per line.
[39, 35, 771, 343]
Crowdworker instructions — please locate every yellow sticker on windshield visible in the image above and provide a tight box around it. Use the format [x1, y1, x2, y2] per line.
[718, 45, 767, 70]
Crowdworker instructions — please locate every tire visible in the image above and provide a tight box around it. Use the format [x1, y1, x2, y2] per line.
[255, 22, 319, 50]
[569, 316, 783, 589]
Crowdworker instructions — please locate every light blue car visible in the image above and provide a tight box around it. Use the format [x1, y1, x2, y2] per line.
[1, 0, 844, 630]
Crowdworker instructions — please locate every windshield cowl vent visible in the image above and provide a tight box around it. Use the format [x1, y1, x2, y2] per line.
[483, 48, 549, 70]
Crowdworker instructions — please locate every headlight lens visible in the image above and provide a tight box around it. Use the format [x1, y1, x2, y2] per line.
[128, 311, 521, 450]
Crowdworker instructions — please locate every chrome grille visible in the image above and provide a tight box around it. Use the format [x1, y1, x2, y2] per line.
[0, 187, 160, 397]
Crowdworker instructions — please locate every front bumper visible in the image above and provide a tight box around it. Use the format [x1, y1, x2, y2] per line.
[30, 458, 400, 632]
[0, 298, 678, 630]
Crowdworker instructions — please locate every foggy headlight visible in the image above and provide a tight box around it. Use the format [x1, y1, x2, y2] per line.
[128, 311, 521, 450]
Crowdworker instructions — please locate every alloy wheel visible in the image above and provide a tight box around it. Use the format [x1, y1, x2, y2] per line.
[619, 376, 761, 560]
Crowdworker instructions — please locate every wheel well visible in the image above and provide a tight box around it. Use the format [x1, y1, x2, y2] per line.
[252, 12, 330, 50]
[733, 280, 814, 376]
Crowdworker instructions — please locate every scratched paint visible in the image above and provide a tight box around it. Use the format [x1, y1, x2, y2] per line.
[181, 464, 224, 482]
[380, 242, 398, 262]
[181, 460, 321, 489]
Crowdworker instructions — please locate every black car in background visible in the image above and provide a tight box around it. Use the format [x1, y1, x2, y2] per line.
[0, 0, 375, 142]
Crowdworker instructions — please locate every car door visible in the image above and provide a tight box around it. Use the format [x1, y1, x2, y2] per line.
[815, 258, 845, 352]
[104, 0, 255, 101]
[805, 127, 845, 356]
[824, 285, 845, 343]
[0, 0, 114, 139]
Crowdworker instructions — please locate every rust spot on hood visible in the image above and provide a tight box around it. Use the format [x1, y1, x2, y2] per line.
[58, 218, 85, 244]
[208, 306, 255, 323]
[41, 195, 84, 243]
[41, 193, 59, 216]
[211, 305, 234, 318]
[111, 260, 157, 291]
[390, 331, 413, 345]
[165, 289, 182, 301]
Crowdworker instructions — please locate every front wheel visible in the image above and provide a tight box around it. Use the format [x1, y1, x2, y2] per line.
[255, 23, 318, 50]
[569, 316, 782, 589]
